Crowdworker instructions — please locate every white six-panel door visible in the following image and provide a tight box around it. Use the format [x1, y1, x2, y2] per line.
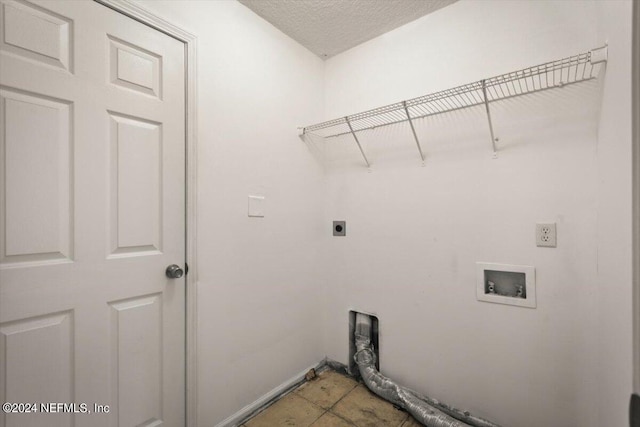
[0, 1, 186, 426]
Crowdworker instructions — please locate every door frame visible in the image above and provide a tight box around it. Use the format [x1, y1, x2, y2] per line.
[93, 1, 198, 426]
[633, 0, 640, 422]
[633, 0, 639, 406]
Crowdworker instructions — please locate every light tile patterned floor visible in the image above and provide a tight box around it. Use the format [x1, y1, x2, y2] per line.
[242, 369, 420, 427]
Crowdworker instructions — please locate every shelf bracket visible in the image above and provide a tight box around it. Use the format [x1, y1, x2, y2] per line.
[590, 45, 608, 64]
[402, 101, 426, 166]
[345, 116, 371, 168]
[481, 79, 498, 159]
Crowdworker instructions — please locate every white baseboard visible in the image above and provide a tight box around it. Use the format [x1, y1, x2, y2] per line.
[213, 360, 324, 427]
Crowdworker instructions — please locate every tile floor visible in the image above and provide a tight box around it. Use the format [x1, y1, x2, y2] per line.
[242, 369, 421, 427]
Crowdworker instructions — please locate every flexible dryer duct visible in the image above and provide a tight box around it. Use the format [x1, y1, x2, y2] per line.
[353, 313, 501, 427]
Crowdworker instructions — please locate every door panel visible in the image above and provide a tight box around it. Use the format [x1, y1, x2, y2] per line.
[0, 311, 74, 427]
[0, 0, 72, 71]
[109, 294, 163, 427]
[0, 87, 73, 265]
[108, 112, 163, 257]
[0, 1, 186, 426]
[108, 35, 162, 98]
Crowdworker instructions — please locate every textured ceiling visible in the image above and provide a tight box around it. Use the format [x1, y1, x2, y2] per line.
[237, 0, 457, 59]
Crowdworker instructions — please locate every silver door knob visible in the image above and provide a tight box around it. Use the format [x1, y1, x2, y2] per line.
[166, 264, 184, 279]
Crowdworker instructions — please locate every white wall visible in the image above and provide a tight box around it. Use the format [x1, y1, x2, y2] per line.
[132, 1, 326, 425]
[594, 1, 634, 425]
[130, 1, 633, 425]
[322, 1, 632, 426]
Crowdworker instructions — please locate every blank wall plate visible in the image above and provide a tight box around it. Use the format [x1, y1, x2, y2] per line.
[248, 195, 265, 217]
[536, 223, 556, 247]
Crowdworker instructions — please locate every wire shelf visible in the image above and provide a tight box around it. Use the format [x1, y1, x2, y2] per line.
[301, 47, 607, 167]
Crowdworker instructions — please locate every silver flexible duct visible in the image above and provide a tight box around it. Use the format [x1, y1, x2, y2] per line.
[353, 313, 501, 427]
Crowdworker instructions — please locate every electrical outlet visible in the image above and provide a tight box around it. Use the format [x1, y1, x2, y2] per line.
[536, 223, 557, 247]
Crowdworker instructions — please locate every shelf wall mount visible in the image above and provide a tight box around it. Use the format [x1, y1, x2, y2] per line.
[301, 46, 608, 168]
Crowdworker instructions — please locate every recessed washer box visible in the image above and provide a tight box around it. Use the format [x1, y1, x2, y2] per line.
[476, 262, 536, 308]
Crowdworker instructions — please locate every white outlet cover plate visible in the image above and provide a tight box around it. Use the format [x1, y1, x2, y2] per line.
[536, 223, 557, 247]
[248, 195, 265, 217]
